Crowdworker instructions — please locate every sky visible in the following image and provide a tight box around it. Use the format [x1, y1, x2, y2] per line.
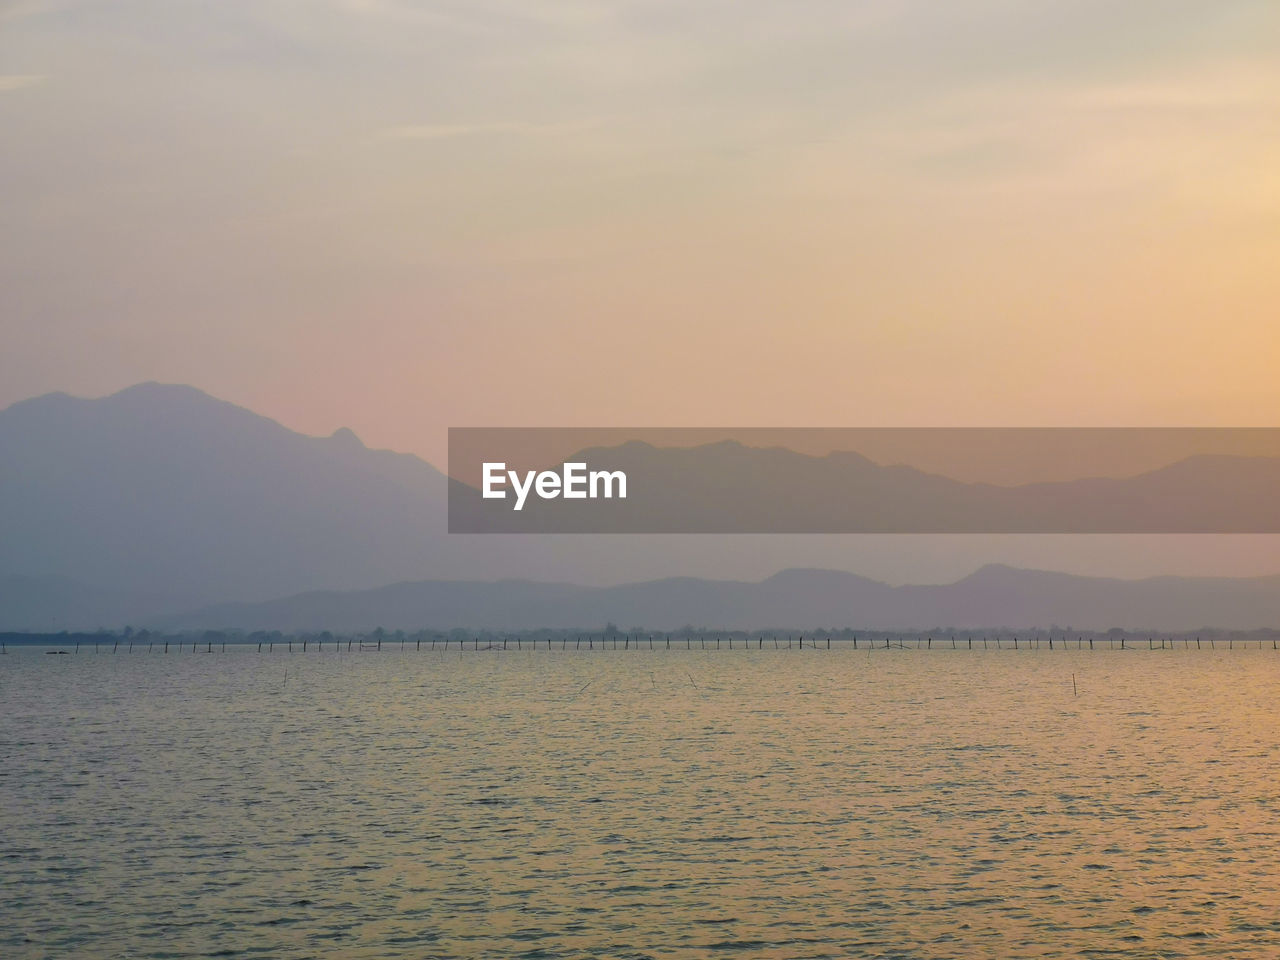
[2, 0, 1278, 464]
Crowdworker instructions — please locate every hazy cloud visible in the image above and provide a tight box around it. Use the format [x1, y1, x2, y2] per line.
[381, 119, 595, 141]
[0, 74, 47, 92]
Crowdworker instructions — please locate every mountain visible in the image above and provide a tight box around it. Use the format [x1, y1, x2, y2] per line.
[164, 565, 1280, 633]
[2, 383, 1277, 631]
[451, 439, 1280, 532]
[0, 382, 458, 612]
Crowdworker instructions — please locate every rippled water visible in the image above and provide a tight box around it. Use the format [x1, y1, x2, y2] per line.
[5, 646, 1280, 958]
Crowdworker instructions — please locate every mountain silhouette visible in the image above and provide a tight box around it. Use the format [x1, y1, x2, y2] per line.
[0, 382, 454, 613]
[3, 384, 1277, 630]
[163, 564, 1280, 633]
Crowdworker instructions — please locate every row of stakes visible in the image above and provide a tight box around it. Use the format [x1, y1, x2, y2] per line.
[10, 635, 1279, 654]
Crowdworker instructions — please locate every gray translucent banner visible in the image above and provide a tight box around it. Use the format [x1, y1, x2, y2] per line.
[448, 428, 1280, 533]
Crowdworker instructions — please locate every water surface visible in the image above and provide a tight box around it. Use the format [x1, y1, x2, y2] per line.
[4, 647, 1280, 958]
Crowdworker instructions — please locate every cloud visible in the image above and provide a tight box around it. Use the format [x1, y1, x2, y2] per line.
[0, 74, 47, 92]
[381, 119, 594, 141]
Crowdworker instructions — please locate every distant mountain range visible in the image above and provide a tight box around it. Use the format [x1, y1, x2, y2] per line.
[451, 439, 1280, 532]
[163, 565, 1280, 633]
[1, 383, 1277, 631]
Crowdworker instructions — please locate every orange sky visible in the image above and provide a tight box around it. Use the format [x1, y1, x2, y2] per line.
[2, 1, 1277, 472]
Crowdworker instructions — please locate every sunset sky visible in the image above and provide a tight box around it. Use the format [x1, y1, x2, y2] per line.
[3, 0, 1278, 471]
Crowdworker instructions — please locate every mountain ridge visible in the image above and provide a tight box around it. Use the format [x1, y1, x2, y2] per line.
[3, 383, 1278, 630]
[159, 564, 1280, 634]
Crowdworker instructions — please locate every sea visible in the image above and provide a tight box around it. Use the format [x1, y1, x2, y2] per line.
[4, 644, 1280, 958]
